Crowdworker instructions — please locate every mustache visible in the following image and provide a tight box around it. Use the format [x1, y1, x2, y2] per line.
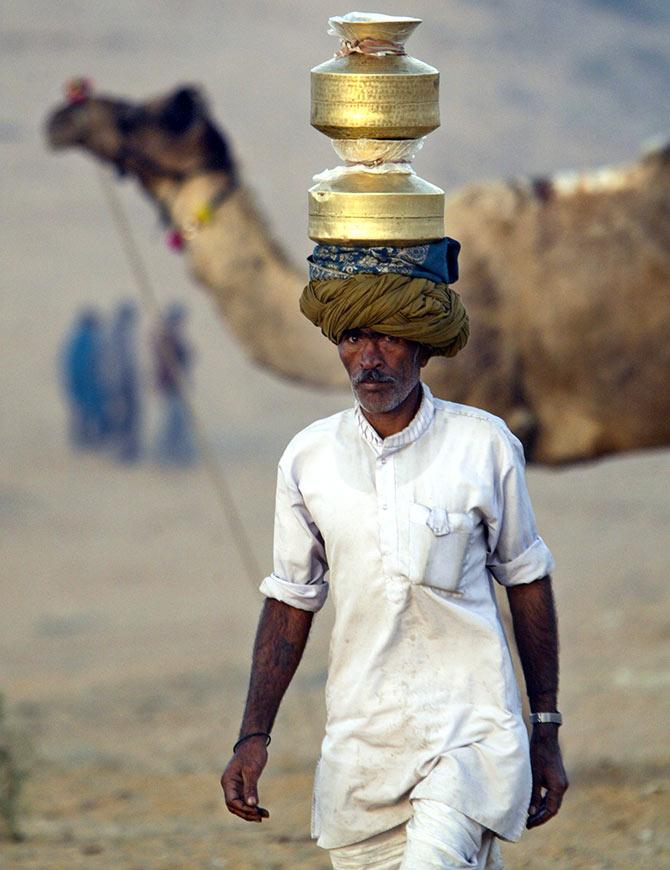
[352, 369, 397, 386]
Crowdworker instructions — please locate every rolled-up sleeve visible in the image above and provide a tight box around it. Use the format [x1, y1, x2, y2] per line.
[486, 426, 555, 586]
[259, 464, 329, 612]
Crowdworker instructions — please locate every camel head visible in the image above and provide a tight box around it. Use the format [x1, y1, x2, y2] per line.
[45, 84, 236, 196]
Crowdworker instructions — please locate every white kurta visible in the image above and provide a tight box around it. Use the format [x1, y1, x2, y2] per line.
[260, 384, 554, 850]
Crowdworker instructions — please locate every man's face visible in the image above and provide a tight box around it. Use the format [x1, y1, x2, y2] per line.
[338, 328, 429, 414]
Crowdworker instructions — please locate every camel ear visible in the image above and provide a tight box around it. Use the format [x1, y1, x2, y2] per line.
[160, 87, 205, 134]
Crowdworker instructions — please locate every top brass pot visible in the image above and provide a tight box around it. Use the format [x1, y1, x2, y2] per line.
[311, 16, 439, 140]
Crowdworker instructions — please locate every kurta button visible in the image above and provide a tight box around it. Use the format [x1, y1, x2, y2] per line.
[381, 504, 388, 510]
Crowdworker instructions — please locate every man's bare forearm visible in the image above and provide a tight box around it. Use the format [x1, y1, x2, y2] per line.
[506, 575, 559, 711]
[239, 598, 314, 736]
[506, 575, 569, 826]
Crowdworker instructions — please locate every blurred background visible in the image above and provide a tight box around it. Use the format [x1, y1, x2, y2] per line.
[1, 1, 669, 866]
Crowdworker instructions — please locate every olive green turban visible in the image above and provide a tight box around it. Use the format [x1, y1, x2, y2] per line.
[300, 273, 469, 358]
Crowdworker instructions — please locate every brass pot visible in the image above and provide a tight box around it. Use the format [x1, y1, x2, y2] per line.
[308, 171, 445, 245]
[311, 16, 439, 140]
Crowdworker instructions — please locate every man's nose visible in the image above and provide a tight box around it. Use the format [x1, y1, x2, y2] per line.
[359, 339, 384, 368]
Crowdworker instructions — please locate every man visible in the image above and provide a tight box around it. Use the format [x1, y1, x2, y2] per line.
[60, 308, 108, 449]
[153, 304, 196, 466]
[107, 301, 141, 463]
[221, 240, 567, 868]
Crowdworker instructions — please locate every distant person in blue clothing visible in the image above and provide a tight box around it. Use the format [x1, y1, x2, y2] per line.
[153, 304, 197, 466]
[61, 308, 108, 448]
[107, 301, 142, 462]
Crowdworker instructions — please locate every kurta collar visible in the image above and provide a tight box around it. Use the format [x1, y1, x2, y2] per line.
[355, 382, 436, 456]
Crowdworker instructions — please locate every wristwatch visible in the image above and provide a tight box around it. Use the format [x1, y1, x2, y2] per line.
[529, 711, 562, 726]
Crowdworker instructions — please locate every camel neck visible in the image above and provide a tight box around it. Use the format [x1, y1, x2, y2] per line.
[154, 172, 235, 222]
[144, 174, 349, 388]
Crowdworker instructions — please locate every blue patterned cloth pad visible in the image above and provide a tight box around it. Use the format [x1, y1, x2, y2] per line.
[307, 237, 460, 285]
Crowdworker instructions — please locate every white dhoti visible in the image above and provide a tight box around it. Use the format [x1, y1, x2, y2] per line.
[328, 800, 503, 869]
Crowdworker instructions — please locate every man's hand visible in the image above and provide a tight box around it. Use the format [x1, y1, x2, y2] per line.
[221, 600, 313, 822]
[527, 726, 569, 828]
[221, 737, 270, 823]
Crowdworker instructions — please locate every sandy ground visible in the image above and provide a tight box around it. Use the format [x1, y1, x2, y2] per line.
[2, 2, 670, 867]
[3, 762, 667, 868]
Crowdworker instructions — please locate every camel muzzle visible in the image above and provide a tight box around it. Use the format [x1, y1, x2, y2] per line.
[44, 106, 82, 149]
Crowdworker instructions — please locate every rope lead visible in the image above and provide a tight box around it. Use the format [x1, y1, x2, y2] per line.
[95, 165, 263, 587]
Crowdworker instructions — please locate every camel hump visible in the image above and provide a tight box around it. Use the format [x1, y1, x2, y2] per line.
[447, 137, 670, 213]
[445, 178, 531, 221]
[544, 137, 670, 199]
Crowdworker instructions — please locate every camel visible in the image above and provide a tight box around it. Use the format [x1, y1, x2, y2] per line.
[45, 85, 670, 464]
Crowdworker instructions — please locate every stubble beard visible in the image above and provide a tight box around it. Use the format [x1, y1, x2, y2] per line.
[352, 371, 419, 415]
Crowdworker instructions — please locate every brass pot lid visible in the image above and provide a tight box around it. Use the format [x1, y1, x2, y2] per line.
[328, 12, 422, 46]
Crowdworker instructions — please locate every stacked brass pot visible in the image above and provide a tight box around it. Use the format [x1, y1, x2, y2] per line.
[309, 12, 445, 245]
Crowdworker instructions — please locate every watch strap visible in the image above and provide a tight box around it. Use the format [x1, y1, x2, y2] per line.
[529, 711, 562, 726]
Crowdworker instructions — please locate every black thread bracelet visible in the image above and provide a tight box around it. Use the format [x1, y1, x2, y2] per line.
[233, 732, 272, 753]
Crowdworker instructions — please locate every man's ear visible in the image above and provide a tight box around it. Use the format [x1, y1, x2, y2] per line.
[418, 345, 431, 368]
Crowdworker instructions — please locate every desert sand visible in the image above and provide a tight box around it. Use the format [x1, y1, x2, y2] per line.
[2, 2, 669, 867]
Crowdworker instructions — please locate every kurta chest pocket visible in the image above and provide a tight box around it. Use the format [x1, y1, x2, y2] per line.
[408, 502, 474, 594]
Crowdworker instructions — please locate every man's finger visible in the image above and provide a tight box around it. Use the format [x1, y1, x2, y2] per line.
[242, 767, 260, 807]
[526, 787, 563, 829]
[543, 784, 564, 819]
[226, 798, 258, 822]
[528, 781, 542, 818]
[527, 804, 551, 828]
[221, 770, 260, 820]
[230, 800, 270, 822]
[226, 797, 268, 822]
[221, 770, 244, 805]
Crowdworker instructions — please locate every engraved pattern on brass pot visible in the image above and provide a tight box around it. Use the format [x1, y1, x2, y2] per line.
[311, 54, 439, 140]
